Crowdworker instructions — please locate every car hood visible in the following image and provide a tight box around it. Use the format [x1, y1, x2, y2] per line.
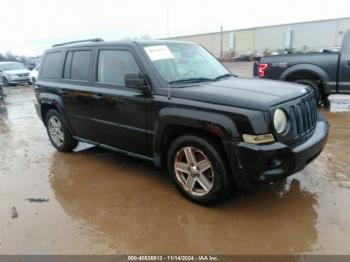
[171, 77, 310, 110]
[4, 69, 30, 75]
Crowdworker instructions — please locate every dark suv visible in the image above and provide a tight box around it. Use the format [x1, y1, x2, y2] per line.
[35, 38, 329, 205]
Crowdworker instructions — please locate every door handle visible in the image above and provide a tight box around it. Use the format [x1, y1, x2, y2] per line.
[93, 93, 104, 99]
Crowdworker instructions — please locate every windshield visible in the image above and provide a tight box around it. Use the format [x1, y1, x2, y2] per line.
[143, 43, 231, 84]
[0, 62, 26, 71]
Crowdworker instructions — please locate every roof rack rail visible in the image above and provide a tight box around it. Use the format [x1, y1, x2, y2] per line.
[52, 38, 104, 47]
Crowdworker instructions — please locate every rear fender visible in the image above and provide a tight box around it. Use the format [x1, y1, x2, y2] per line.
[38, 93, 75, 135]
[280, 64, 331, 93]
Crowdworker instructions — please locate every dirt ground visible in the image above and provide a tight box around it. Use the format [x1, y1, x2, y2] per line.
[1, 63, 350, 255]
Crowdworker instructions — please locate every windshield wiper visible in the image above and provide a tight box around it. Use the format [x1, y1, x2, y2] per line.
[214, 73, 234, 81]
[169, 77, 214, 85]
[168, 74, 233, 85]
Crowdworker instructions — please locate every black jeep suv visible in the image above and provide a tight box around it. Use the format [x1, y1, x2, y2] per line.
[35, 38, 329, 205]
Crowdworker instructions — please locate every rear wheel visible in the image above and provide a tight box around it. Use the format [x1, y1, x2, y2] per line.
[167, 135, 232, 205]
[321, 94, 330, 107]
[294, 79, 324, 106]
[46, 109, 77, 152]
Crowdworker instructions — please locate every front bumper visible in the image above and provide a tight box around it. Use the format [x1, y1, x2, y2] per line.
[7, 76, 30, 84]
[224, 113, 329, 187]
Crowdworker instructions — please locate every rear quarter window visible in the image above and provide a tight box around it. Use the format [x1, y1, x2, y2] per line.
[40, 52, 62, 79]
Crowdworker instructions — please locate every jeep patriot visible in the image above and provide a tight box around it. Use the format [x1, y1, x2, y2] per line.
[35, 38, 329, 205]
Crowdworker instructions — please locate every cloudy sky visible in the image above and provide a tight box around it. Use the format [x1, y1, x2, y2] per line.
[1, 0, 349, 56]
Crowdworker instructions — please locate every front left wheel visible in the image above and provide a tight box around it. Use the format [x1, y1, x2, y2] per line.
[45, 109, 77, 152]
[167, 135, 232, 205]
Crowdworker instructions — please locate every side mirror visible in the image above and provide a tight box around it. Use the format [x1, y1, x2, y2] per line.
[125, 73, 149, 91]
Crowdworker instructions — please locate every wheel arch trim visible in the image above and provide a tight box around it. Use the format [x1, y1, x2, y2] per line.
[38, 93, 75, 135]
[153, 107, 239, 167]
[279, 64, 331, 93]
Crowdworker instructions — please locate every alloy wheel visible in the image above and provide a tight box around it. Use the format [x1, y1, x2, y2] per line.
[48, 116, 64, 147]
[174, 146, 214, 196]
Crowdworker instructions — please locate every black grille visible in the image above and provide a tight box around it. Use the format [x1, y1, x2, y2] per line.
[16, 73, 29, 77]
[289, 95, 317, 138]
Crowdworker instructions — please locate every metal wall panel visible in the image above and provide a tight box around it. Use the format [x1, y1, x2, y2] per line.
[292, 20, 338, 50]
[166, 18, 350, 56]
[255, 25, 292, 51]
[234, 30, 255, 54]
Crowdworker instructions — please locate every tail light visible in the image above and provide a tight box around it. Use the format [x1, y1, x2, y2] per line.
[258, 63, 269, 77]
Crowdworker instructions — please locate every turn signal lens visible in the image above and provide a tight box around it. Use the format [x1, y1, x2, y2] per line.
[243, 134, 275, 144]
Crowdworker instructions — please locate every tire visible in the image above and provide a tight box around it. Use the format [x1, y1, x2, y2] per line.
[321, 94, 330, 107]
[0, 87, 4, 102]
[167, 135, 232, 205]
[294, 79, 322, 105]
[2, 77, 9, 87]
[45, 109, 77, 152]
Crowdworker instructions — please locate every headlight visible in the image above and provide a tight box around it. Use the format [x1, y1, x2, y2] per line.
[274, 108, 288, 134]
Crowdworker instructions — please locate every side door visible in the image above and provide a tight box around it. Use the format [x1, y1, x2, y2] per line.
[338, 31, 350, 94]
[59, 48, 99, 140]
[88, 46, 151, 157]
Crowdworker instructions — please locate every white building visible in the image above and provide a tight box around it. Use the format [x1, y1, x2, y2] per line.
[165, 17, 350, 58]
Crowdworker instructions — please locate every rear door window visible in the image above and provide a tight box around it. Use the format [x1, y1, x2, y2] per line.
[63, 50, 92, 81]
[97, 50, 141, 86]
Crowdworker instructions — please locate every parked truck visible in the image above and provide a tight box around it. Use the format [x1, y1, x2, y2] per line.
[257, 30, 350, 105]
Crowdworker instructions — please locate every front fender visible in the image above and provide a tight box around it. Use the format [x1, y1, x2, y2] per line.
[1, 74, 9, 82]
[153, 107, 239, 164]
